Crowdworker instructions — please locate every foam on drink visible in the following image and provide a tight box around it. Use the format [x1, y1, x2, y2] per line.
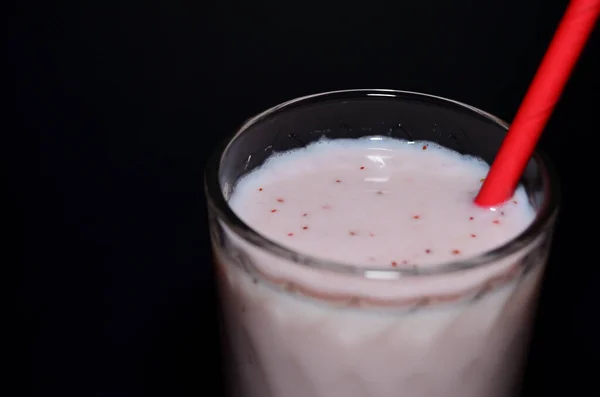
[230, 137, 534, 268]
[217, 137, 542, 397]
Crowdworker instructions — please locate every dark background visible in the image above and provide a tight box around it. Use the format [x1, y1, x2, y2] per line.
[11, 1, 599, 396]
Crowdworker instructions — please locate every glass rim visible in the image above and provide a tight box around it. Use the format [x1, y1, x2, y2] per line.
[204, 89, 560, 279]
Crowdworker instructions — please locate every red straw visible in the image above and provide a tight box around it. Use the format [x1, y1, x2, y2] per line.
[475, 0, 600, 207]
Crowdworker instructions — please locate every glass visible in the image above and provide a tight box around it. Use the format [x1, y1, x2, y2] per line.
[204, 89, 559, 397]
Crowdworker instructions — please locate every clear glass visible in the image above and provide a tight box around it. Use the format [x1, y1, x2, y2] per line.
[204, 89, 559, 397]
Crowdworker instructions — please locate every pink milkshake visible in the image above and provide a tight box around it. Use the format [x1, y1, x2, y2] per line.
[205, 90, 559, 397]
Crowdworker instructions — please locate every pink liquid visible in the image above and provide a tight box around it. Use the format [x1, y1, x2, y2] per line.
[215, 137, 545, 397]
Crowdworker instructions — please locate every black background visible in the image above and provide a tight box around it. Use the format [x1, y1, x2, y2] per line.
[11, 1, 599, 396]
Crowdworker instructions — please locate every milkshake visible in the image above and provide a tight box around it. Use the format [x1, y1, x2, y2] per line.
[205, 90, 558, 397]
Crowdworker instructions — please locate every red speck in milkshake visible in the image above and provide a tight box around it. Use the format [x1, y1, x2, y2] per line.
[422, 145, 428, 150]
[391, 261, 398, 267]
[302, 226, 309, 230]
[452, 249, 461, 255]
[258, 188, 263, 192]
[493, 220, 501, 225]
[413, 215, 420, 220]
[471, 234, 477, 238]
[277, 198, 285, 203]
[469, 216, 474, 220]
[322, 204, 332, 210]
[425, 249, 432, 254]
[287, 232, 294, 237]
[348, 231, 357, 236]
[271, 209, 277, 213]
[335, 179, 342, 183]
[302, 213, 308, 217]
[360, 166, 365, 170]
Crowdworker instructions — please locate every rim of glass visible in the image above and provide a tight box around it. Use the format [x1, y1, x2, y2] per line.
[204, 89, 560, 279]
